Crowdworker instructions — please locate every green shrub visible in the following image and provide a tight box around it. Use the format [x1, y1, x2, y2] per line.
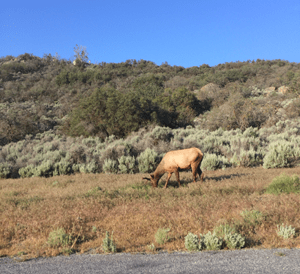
[240, 210, 264, 226]
[201, 231, 223, 251]
[147, 243, 156, 251]
[231, 149, 261, 167]
[84, 186, 102, 198]
[263, 141, 294, 169]
[266, 173, 300, 195]
[201, 153, 220, 170]
[184, 232, 200, 251]
[18, 164, 35, 178]
[224, 233, 245, 249]
[102, 159, 118, 174]
[48, 228, 71, 247]
[154, 228, 170, 245]
[79, 161, 99, 174]
[213, 224, 245, 249]
[213, 224, 237, 238]
[137, 148, 158, 173]
[53, 160, 72, 176]
[150, 126, 173, 142]
[33, 160, 54, 177]
[218, 155, 231, 169]
[0, 163, 12, 178]
[277, 224, 296, 239]
[118, 155, 136, 174]
[102, 231, 116, 253]
[243, 127, 259, 138]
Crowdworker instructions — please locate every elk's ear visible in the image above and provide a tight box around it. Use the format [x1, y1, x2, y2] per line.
[150, 174, 154, 179]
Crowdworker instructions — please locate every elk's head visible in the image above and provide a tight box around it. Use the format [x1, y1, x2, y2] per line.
[143, 174, 159, 188]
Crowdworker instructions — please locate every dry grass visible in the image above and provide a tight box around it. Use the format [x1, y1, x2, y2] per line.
[1, 167, 300, 259]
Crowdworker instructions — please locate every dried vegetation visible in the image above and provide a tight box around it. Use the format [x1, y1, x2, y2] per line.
[1, 167, 300, 259]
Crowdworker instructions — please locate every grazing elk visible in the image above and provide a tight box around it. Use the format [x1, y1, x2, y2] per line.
[143, 147, 204, 188]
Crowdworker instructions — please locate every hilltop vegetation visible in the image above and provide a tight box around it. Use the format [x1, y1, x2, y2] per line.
[1, 53, 300, 178]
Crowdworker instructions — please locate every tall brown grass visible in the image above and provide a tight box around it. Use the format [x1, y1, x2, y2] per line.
[1, 167, 300, 259]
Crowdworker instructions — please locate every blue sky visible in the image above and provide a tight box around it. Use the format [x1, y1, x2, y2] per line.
[1, 0, 300, 68]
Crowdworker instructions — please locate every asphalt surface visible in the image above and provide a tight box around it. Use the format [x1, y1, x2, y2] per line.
[1, 248, 300, 274]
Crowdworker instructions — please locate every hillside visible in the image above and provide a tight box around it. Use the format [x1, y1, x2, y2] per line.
[1, 53, 300, 178]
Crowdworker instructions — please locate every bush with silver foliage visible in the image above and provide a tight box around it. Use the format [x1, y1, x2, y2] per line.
[277, 224, 296, 239]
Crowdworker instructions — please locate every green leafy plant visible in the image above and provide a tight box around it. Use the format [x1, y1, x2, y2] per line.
[150, 126, 173, 142]
[240, 210, 264, 226]
[154, 228, 170, 245]
[18, 164, 35, 178]
[224, 233, 245, 249]
[102, 231, 117, 253]
[184, 232, 200, 252]
[266, 173, 300, 195]
[48, 228, 71, 247]
[137, 148, 158, 173]
[213, 224, 237, 238]
[201, 231, 223, 251]
[118, 155, 136, 174]
[213, 224, 245, 249]
[263, 141, 294, 169]
[201, 154, 220, 171]
[0, 163, 12, 178]
[147, 243, 156, 251]
[277, 224, 296, 239]
[103, 159, 118, 174]
[85, 186, 102, 198]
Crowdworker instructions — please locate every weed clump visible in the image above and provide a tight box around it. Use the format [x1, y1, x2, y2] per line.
[185, 225, 245, 252]
[48, 228, 71, 247]
[147, 243, 156, 251]
[277, 224, 296, 239]
[201, 231, 223, 251]
[240, 210, 264, 226]
[213, 224, 237, 238]
[266, 173, 300, 195]
[224, 233, 245, 249]
[184, 232, 201, 251]
[155, 228, 170, 245]
[102, 231, 116, 253]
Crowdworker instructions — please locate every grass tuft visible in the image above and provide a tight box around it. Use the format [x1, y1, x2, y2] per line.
[155, 228, 170, 245]
[265, 173, 300, 195]
[48, 228, 71, 248]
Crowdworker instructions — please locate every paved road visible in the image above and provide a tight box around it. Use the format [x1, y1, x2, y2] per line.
[1, 248, 300, 274]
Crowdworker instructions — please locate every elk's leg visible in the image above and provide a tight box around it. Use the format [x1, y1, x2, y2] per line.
[175, 169, 181, 187]
[192, 164, 198, 183]
[197, 165, 204, 182]
[164, 172, 173, 188]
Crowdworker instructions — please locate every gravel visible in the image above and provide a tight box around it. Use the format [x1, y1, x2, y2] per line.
[1, 248, 300, 274]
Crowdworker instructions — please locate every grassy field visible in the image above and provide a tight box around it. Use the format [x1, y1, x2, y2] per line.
[1, 167, 300, 259]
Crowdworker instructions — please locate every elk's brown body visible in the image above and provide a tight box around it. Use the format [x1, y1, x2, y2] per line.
[143, 147, 204, 188]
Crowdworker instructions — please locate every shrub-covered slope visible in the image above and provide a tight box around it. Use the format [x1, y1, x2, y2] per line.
[1, 54, 300, 145]
[1, 53, 300, 177]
